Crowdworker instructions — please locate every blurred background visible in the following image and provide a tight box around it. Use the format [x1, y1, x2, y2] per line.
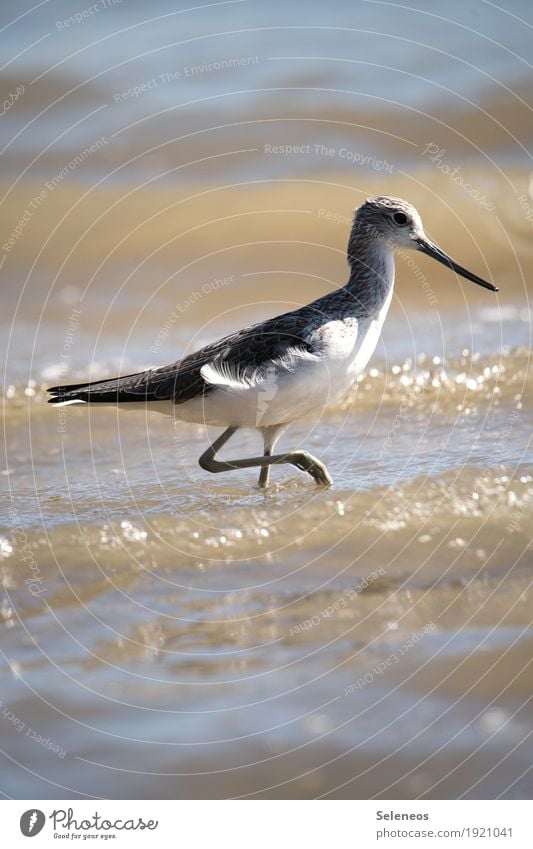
[1, 0, 532, 799]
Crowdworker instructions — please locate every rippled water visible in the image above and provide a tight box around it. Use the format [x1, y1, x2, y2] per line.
[1, 0, 532, 800]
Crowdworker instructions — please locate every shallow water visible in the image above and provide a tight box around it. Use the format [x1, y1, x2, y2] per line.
[1, 0, 533, 799]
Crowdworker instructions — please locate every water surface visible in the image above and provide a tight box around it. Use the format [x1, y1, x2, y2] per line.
[1, 0, 532, 799]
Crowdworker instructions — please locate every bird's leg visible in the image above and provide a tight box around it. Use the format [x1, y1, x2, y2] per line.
[258, 424, 283, 489]
[258, 447, 271, 489]
[198, 426, 333, 486]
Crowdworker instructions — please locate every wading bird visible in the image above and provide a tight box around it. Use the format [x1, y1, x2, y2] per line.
[48, 196, 497, 487]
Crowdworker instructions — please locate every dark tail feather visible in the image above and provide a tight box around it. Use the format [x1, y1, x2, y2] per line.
[47, 371, 155, 404]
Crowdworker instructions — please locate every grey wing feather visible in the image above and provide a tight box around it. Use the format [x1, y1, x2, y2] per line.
[48, 303, 323, 405]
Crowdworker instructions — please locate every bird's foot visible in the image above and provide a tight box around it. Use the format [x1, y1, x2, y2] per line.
[290, 451, 333, 487]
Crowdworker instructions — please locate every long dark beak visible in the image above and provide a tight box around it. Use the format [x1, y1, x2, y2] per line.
[415, 237, 498, 292]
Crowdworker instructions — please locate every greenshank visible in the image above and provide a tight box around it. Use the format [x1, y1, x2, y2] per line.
[48, 196, 498, 488]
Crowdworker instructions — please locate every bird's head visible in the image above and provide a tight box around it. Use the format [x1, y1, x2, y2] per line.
[349, 195, 498, 292]
[352, 195, 424, 249]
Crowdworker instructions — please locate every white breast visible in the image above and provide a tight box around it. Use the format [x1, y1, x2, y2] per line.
[348, 282, 394, 378]
[177, 293, 393, 429]
[177, 252, 395, 429]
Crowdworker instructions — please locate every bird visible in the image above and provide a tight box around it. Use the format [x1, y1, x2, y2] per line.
[48, 196, 498, 488]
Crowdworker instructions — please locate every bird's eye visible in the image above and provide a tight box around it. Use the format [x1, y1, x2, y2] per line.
[393, 212, 408, 226]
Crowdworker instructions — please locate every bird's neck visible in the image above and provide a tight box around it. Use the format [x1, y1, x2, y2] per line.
[344, 233, 395, 313]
